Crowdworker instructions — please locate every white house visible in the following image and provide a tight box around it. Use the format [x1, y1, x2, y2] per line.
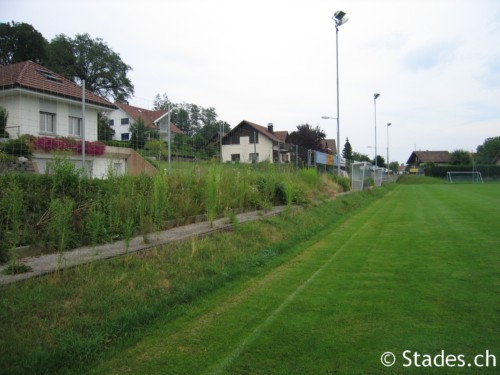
[107, 102, 183, 142]
[221, 120, 291, 163]
[0, 61, 155, 178]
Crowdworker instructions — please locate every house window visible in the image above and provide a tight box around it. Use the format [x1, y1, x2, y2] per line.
[121, 118, 129, 125]
[121, 133, 130, 141]
[249, 133, 259, 144]
[249, 153, 259, 163]
[109, 119, 114, 126]
[231, 154, 240, 162]
[69, 116, 82, 137]
[40, 112, 56, 133]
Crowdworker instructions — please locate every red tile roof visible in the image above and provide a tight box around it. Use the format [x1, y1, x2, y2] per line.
[238, 120, 281, 142]
[273, 130, 289, 143]
[115, 102, 184, 134]
[0, 61, 116, 109]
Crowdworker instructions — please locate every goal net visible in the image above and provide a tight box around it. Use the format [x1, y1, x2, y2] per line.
[446, 171, 484, 184]
[372, 167, 384, 187]
[351, 162, 370, 191]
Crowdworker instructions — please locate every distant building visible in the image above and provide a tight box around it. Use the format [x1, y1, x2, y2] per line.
[406, 151, 450, 167]
[108, 102, 183, 142]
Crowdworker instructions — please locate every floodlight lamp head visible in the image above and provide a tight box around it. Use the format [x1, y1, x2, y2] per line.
[374, 93, 380, 99]
[333, 10, 348, 26]
[387, 122, 392, 126]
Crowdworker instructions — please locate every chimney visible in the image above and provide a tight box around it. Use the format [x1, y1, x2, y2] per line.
[267, 123, 274, 133]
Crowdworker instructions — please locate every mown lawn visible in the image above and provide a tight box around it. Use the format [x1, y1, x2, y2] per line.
[86, 182, 500, 374]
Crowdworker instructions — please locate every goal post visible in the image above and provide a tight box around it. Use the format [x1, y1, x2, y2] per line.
[372, 167, 384, 187]
[351, 162, 369, 191]
[446, 171, 484, 184]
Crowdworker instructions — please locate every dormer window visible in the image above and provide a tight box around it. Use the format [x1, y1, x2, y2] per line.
[37, 69, 63, 83]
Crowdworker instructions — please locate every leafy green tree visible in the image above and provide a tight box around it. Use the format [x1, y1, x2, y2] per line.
[342, 138, 353, 160]
[153, 93, 171, 110]
[0, 106, 9, 138]
[373, 155, 386, 168]
[389, 161, 400, 173]
[288, 124, 326, 151]
[0, 21, 47, 64]
[476, 136, 500, 164]
[97, 114, 115, 141]
[129, 119, 149, 150]
[449, 149, 472, 165]
[44, 34, 77, 79]
[352, 151, 371, 162]
[145, 140, 167, 160]
[153, 93, 231, 139]
[45, 33, 134, 101]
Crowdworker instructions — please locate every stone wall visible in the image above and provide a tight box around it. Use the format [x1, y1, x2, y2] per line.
[0, 160, 38, 174]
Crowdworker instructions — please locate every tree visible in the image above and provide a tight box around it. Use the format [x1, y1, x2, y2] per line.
[44, 34, 77, 79]
[0, 106, 9, 138]
[342, 138, 353, 160]
[449, 149, 472, 165]
[288, 124, 326, 151]
[46, 33, 134, 101]
[389, 161, 400, 174]
[129, 119, 149, 150]
[476, 136, 500, 164]
[97, 114, 115, 141]
[0, 21, 47, 65]
[352, 151, 371, 162]
[153, 93, 171, 110]
[373, 155, 386, 168]
[153, 93, 231, 139]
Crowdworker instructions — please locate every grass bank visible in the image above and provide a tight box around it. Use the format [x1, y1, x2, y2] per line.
[0, 185, 387, 375]
[0, 161, 348, 263]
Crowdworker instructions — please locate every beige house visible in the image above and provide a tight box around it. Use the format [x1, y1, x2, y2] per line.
[221, 120, 290, 163]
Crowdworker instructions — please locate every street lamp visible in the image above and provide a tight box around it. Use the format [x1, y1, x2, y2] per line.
[332, 10, 348, 176]
[386, 122, 391, 171]
[373, 93, 380, 167]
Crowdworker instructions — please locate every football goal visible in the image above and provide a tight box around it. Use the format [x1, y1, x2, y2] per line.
[446, 171, 484, 184]
[372, 167, 385, 187]
[352, 162, 370, 191]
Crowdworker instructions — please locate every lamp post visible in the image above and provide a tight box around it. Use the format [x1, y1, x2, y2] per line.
[373, 93, 380, 167]
[386, 122, 391, 171]
[333, 10, 348, 176]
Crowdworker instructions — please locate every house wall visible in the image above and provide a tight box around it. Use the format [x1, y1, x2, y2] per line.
[222, 135, 274, 163]
[0, 89, 100, 141]
[108, 108, 132, 141]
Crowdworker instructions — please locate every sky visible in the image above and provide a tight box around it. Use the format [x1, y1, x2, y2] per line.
[2, 0, 500, 164]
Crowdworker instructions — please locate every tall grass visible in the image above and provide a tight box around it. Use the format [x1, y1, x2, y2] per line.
[206, 163, 220, 224]
[1, 177, 30, 273]
[0, 161, 347, 259]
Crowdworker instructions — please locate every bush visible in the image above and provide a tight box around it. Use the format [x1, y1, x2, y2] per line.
[0, 135, 33, 158]
[333, 175, 351, 192]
